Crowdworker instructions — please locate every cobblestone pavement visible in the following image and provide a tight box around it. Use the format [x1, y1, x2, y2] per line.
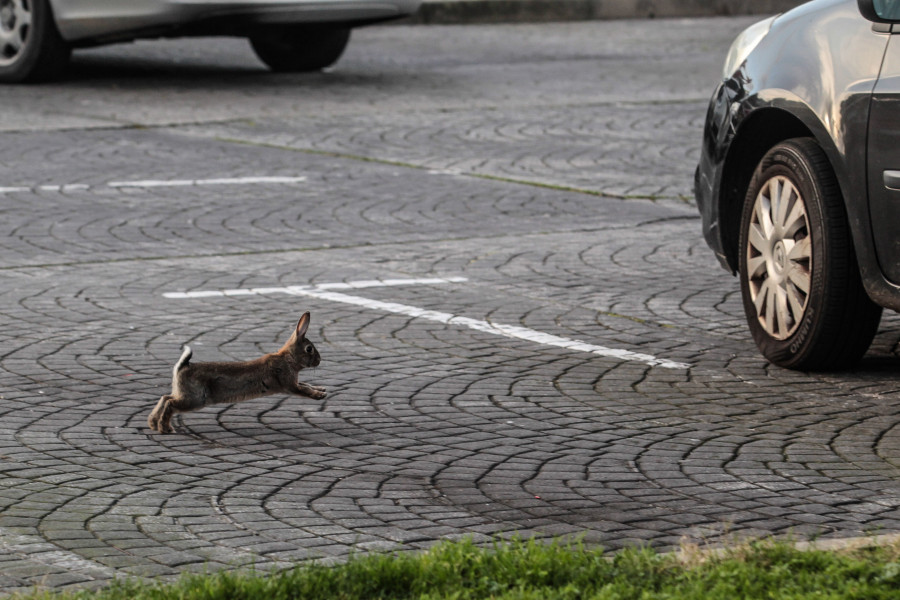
[3, 18, 900, 593]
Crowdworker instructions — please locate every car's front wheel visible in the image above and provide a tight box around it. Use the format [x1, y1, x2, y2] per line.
[250, 26, 351, 73]
[738, 138, 882, 370]
[0, 0, 69, 83]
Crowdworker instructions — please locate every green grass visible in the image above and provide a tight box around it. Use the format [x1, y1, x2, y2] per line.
[13, 536, 900, 600]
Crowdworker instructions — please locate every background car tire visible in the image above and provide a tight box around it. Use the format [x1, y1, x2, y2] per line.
[0, 0, 70, 83]
[738, 138, 882, 371]
[250, 26, 351, 73]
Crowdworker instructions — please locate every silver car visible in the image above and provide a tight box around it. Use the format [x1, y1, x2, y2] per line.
[0, 0, 421, 82]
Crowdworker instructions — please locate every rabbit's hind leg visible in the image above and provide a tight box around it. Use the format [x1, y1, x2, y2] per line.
[148, 395, 169, 431]
[148, 394, 177, 434]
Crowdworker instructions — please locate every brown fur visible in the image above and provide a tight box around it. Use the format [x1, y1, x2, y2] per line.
[148, 312, 325, 434]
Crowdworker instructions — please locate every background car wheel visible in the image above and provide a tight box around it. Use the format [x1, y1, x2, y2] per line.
[250, 26, 351, 73]
[738, 138, 882, 370]
[0, 0, 69, 83]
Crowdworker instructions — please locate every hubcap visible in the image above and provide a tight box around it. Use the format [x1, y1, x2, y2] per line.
[746, 175, 812, 340]
[0, 0, 31, 67]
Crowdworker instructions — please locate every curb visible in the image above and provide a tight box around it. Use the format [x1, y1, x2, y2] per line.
[675, 532, 900, 563]
[406, 0, 807, 24]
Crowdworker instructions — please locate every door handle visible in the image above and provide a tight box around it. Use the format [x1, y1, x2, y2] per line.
[884, 170, 900, 190]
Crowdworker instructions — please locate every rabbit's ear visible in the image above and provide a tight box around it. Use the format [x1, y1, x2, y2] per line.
[296, 312, 310, 338]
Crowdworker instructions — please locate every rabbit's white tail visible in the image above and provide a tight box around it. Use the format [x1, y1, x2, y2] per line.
[173, 346, 192, 376]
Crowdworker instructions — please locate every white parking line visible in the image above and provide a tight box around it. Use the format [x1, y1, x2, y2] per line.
[0, 176, 306, 193]
[162, 277, 468, 299]
[164, 277, 690, 370]
[0, 184, 92, 193]
[108, 176, 307, 188]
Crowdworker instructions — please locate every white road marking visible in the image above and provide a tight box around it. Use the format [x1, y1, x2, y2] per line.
[163, 277, 468, 299]
[39, 184, 91, 192]
[0, 185, 90, 193]
[0, 176, 306, 193]
[107, 176, 307, 188]
[164, 277, 690, 370]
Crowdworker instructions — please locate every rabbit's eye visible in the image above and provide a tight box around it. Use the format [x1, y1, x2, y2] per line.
[305, 345, 313, 354]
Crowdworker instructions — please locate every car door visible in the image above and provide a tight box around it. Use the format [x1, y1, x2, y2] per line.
[868, 30, 900, 284]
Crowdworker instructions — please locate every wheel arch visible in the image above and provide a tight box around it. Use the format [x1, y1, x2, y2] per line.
[718, 108, 815, 273]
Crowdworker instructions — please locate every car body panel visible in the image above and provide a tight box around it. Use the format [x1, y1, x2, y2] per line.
[48, 0, 421, 42]
[695, 0, 900, 311]
[868, 36, 900, 284]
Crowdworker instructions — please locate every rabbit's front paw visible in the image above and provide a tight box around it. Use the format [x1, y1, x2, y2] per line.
[296, 382, 327, 399]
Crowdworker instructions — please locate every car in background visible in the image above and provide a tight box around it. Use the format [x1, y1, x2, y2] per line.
[695, 0, 900, 370]
[0, 0, 421, 82]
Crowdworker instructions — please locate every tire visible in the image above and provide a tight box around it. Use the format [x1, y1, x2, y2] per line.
[738, 138, 882, 370]
[0, 0, 69, 83]
[250, 26, 350, 73]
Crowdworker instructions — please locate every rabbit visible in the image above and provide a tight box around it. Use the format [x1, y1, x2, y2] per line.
[148, 312, 326, 434]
